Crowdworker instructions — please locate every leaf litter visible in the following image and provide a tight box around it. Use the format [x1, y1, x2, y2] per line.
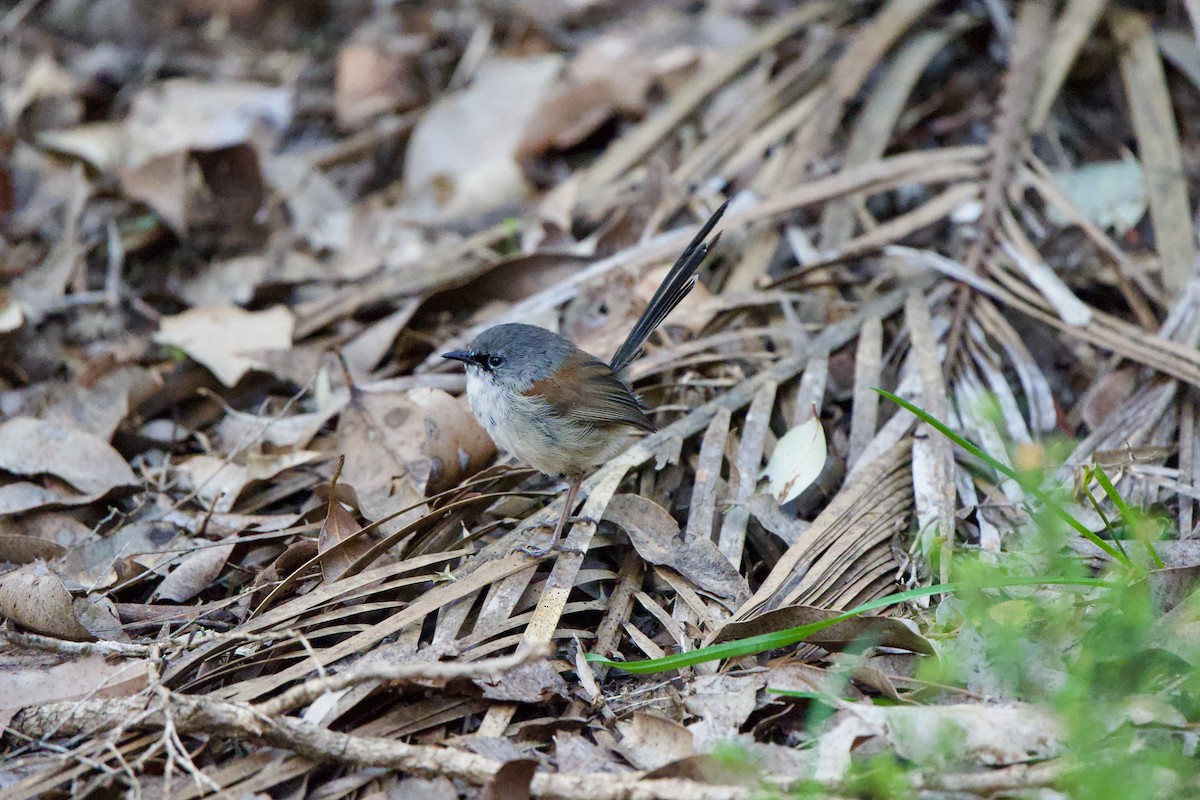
[2, 2, 1200, 799]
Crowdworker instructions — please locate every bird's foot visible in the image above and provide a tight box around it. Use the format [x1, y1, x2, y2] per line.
[515, 540, 585, 558]
[528, 515, 597, 533]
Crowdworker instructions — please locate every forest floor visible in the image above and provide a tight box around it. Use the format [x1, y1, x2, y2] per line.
[2, 1, 1200, 798]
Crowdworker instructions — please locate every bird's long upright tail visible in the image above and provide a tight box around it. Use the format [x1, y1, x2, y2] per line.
[608, 200, 727, 378]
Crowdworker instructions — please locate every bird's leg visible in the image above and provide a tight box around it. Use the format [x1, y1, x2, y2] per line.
[520, 477, 585, 557]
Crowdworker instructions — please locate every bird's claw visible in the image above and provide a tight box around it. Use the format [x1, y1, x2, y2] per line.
[515, 541, 585, 558]
[528, 515, 597, 534]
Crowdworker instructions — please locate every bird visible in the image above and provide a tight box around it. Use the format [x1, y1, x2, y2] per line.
[443, 201, 727, 555]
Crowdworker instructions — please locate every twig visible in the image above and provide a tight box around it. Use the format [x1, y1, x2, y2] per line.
[256, 643, 550, 716]
[1, 628, 156, 658]
[10, 689, 747, 800]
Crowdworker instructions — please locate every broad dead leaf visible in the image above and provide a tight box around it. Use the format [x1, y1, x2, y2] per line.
[845, 701, 1064, 766]
[174, 450, 323, 512]
[318, 493, 371, 583]
[336, 387, 495, 521]
[714, 604, 935, 654]
[334, 28, 424, 129]
[154, 534, 238, 603]
[0, 651, 149, 730]
[475, 660, 569, 703]
[0, 417, 137, 516]
[615, 712, 695, 770]
[154, 305, 295, 387]
[403, 56, 562, 222]
[478, 759, 537, 800]
[0, 564, 93, 640]
[603, 494, 750, 606]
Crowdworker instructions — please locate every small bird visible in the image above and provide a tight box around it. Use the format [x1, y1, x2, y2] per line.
[443, 201, 727, 555]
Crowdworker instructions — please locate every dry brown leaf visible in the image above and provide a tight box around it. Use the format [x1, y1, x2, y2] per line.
[602, 494, 750, 606]
[0, 417, 137, 516]
[2, 365, 159, 441]
[154, 534, 238, 603]
[119, 151, 188, 232]
[388, 777, 459, 800]
[615, 712, 695, 770]
[124, 79, 292, 166]
[179, 250, 322, 308]
[554, 732, 631, 774]
[154, 305, 295, 387]
[0, 651, 149, 730]
[403, 56, 562, 222]
[72, 593, 126, 640]
[264, 156, 353, 252]
[684, 673, 763, 730]
[2, 53, 78, 125]
[474, 660, 568, 703]
[54, 518, 189, 592]
[478, 759, 537, 800]
[847, 701, 1064, 766]
[173, 450, 323, 512]
[0, 533, 64, 563]
[40, 79, 291, 231]
[317, 495, 371, 583]
[214, 398, 347, 451]
[336, 387, 495, 521]
[0, 564, 93, 640]
[248, 539, 320, 607]
[714, 604, 934, 655]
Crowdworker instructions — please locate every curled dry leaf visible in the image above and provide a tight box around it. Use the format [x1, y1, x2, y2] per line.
[318, 496, 371, 583]
[614, 712, 695, 771]
[762, 416, 827, 505]
[337, 387, 495, 521]
[0, 564, 93, 641]
[602, 494, 750, 606]
[0, 417, 137, 516]
[154, 534, 238, 603]
[39, 79, 292, 231]
[154, 305, 295, 387]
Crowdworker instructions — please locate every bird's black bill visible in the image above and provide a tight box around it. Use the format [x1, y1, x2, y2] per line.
[442, 350, 474, 365]
[608, 200, 728, 377]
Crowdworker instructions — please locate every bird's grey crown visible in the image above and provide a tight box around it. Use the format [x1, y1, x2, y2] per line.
[466, 323, 581, 390]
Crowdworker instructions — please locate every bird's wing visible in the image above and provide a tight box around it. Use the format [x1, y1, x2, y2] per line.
[523, 351, 655, 434]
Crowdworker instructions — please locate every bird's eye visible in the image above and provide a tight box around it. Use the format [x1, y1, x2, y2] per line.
[487, 355, 504, 369]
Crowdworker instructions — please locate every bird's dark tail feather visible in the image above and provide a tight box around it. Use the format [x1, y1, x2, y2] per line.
[609, 200, 728, 378]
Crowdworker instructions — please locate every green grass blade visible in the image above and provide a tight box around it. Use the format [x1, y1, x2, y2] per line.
[874, 388, 1131, 566]
[587, 576, 1112, 674]
[1092, 465, 1163, 569]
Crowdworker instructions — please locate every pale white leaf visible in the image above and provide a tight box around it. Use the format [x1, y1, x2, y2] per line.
[762, 417, 827, 505]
